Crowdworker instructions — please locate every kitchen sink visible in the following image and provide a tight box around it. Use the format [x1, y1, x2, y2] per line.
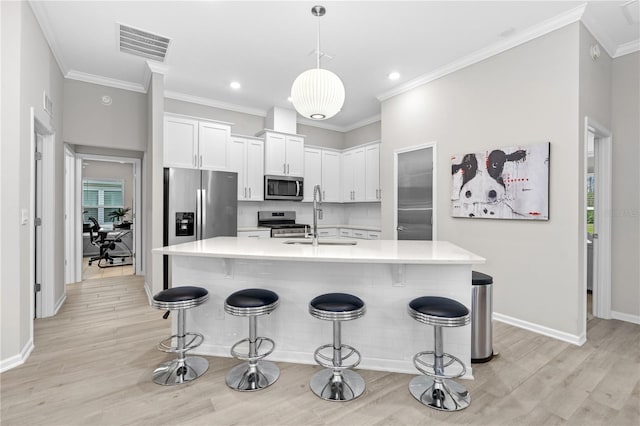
[283, 239, 357, 246]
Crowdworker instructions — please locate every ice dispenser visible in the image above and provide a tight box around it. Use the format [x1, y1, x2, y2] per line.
[175, 212, 194, 236]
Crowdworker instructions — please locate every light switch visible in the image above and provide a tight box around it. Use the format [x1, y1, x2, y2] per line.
[21, 208, 28, 225]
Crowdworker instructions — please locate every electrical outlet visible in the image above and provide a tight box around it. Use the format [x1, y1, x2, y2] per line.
[21, 209, 28, 225]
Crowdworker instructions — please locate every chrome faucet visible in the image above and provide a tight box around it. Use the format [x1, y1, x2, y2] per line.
[312, 184, 323, 246]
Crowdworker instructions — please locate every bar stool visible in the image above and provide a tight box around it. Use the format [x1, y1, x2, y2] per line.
[408, 296, 471, 411]
[151, 286, 209, 386]
[309, 292, 366, 401]
[224, 288, 280, 391]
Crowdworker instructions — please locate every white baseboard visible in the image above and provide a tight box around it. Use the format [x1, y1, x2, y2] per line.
[53, 294, 67, 315]
[0, 338, 34, 373]
[611, 310, 640, 325]
[493, 313, 586, 346]
[143, 280, 153, 305]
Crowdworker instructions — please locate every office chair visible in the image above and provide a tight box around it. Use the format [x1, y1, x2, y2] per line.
[87, 217, 132, 268]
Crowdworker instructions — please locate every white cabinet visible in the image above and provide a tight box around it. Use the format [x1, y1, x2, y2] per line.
[229, 136, 264, 201]
[321, 150, 341, 202]
[339, 227, 381, 240]
[365, 144, 381, 201]
[339, 228, 352, 238]
[342, 143, 380, 202]
[263, 131, 304, 177]
[237, 229, 271, 238]
[304, 148, 341, 202]
[164, 115, 231, 170]
[318, 228, 338, 238]
[342, 148, 366, 202]
[367, 231, 381, 240]
[351, 229, 368, 239]
[303, 148, 322, 202]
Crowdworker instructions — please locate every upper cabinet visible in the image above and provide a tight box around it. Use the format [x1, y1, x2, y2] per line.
[164, 114, 231, 170]
[303, 147, 341, 202]
[229, 136, 264, 201]
[263, 131, 304, 177]
[342, 142, 380, 202]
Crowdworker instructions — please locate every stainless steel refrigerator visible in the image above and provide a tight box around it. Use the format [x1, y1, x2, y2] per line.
[396, 146, 433, 240]
[163, 167, 237, 288]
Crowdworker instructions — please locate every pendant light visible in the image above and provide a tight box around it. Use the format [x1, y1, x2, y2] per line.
[290, 5, 345, 120]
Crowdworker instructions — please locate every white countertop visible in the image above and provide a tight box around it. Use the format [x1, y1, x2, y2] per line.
[153, 237, 485, 265]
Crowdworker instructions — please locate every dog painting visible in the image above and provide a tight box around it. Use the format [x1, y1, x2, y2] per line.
[451, 142, 549, 220]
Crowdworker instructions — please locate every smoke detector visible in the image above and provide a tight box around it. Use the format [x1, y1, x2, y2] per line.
[118, 23, 171, 62]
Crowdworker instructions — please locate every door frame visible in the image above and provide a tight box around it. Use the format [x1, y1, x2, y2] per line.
[583, 116, 612, 324]
[30, 108, 56, 319]
[393, 142, 438, 240]
[74, 154, 143, 277]
[64, 144, 78, 284]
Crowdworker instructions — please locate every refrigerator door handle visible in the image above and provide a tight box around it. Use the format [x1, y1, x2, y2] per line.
[196, 189, 202, 240]
[201, 189, 207, 236]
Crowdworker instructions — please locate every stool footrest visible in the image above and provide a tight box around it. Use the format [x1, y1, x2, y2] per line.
[413, 350, 466, 379]
[157, 332, 204, 354]
[313, 343, 361, 370]
[230, 337, 275, 362]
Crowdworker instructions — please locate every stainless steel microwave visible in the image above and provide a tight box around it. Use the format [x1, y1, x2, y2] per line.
[264, 175, 304, 201]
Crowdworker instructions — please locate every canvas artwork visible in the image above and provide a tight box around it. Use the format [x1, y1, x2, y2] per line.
[451, 142, 550, 220]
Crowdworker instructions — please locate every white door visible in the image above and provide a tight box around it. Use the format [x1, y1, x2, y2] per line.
[246, 139, 264, 201]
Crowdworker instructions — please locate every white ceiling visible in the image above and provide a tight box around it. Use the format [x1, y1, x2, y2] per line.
[31, 1, 639, 132]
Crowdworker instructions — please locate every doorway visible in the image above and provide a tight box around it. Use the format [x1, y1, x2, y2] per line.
[584, 117, 612, 330]
[72, 154, 142, 281]
[394, 143, 437, 240]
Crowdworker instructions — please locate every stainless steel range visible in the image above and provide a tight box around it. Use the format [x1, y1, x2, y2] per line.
[257, 211, 309, 238]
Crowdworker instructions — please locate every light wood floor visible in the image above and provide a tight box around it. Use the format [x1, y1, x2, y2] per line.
[1, 276, 639, 425]
[82, 256, 134, 280]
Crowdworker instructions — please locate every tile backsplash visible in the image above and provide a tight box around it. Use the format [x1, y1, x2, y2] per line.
[238, 201, 381, 228]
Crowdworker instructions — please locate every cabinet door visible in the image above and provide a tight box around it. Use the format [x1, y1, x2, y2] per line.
[228, 136, 247, 200]
[246, 139, 264, 201]
[264, 133, 287, 175]
[365, 144, 380, 201]
[164, 116, 198, 168]
[321, 150, 341, 202]
[303, 148, 322, 202]
[342, 151, 355, 202]
[199, 121, 230, 170]
[352, 148, 366, 201]
[286, 136, 305, 177]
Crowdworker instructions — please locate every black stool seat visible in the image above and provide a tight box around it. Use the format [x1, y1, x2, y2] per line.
[408, 296, 470, 327]
[226, 288, 279, 308]
[225, 288, 279, 317]
[152, 286, 209, 310]
[472, 271, 493, 286]
[309, 293, 366, 322]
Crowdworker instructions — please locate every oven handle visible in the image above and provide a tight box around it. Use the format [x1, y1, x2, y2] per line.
[296, 181, 301, 197]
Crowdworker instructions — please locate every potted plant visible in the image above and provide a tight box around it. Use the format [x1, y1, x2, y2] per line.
[108, 207, 131, 228]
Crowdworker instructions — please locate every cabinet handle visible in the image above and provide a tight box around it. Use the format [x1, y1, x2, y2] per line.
[283, 163, 286, 174]
[323, 191, 326, 200]
[199, 155, 203, 168]
[244, 188, 247, 198]
[249, 187, 251, 198]
[287, 164, 290, 174]
[194, 154, 197, 167]
[376, 189, 379, 199]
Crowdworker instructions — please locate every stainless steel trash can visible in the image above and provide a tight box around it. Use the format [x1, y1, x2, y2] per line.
[471, 271, 494, 363]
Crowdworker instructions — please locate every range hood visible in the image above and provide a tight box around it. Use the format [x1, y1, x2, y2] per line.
[266, 107, 297, 134]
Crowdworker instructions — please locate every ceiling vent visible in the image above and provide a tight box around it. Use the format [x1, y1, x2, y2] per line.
[118, 23, 171, 62]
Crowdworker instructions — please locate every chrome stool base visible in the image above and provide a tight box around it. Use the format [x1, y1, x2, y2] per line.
[310, 368, 365, 401]
[152, 355, 209, 386]
[226, 360, 280, 391]
[409, 371, 471, 411]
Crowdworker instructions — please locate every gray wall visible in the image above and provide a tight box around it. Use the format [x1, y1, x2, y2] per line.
[1, 1, 65, 364]
[63, 79, 147, 151]
[298, 124, 344, 149]
[611, 51, 640, 318]
[344, 121, 381, 148]
[165, 98, 264, 136]
[381, 24, 582, 337]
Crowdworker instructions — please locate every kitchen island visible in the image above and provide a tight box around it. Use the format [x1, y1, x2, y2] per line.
[153, 237, 485, 376]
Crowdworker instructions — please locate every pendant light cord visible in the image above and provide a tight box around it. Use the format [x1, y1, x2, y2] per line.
[316, 8, 321, 69]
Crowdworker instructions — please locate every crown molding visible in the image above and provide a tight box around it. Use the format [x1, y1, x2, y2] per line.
[615, 39, 640, 58]
[342, 114, 382, 133]
[296, 118, 347, 132]
[164, 91, 267, 117]
[146, 61, 169, 75]
[377, 3, 587, 102]
[65, 70, 147, 93]
[28, 0, 68, 75]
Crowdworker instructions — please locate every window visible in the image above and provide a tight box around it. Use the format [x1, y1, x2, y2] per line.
[82, 179, 124, 226]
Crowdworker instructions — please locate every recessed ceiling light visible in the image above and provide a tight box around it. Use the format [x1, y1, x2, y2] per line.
[388, 72, 400, 81]
[230, 81, 241, 90]
[287, 97, 293, 103]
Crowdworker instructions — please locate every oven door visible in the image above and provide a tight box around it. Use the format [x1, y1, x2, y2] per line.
[264, 175, 304, 200]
